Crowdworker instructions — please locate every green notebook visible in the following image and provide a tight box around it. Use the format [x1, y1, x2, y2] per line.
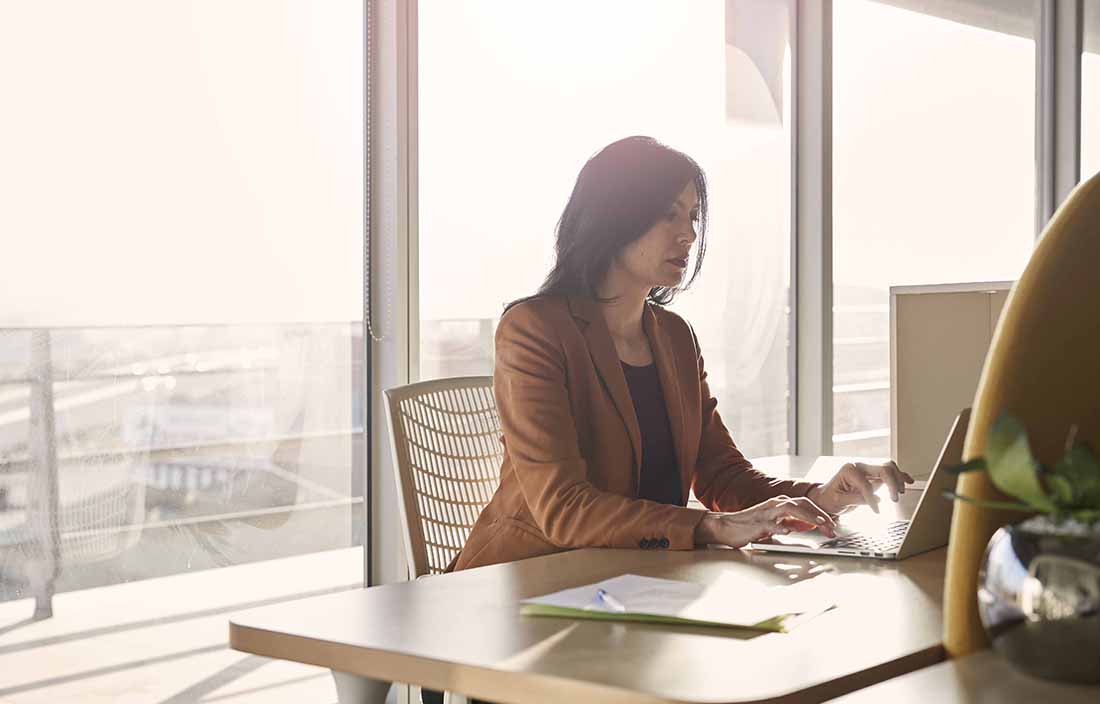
[519, 573, 834, 633]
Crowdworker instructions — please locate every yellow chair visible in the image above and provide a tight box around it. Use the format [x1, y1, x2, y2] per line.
[944, 170, 1100, 655]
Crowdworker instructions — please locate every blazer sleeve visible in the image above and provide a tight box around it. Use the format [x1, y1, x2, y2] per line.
[688, 325, 820, 512]
[494, 305, 707, 550]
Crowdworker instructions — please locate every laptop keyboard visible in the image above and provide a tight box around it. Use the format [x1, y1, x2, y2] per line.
[824, 520, 909, 553]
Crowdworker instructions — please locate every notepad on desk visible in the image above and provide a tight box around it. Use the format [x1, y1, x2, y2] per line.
[520, 573, 835, 633]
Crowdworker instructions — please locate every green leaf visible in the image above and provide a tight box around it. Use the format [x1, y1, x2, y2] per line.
[984, 414, 1055, 511]
[1068, 508, 1100, 522]
[942, 490, 1034, 513]
[945, 458, 988, 475]
[1051, 446, 1100, 508]
[1045, 473, 1076, 506]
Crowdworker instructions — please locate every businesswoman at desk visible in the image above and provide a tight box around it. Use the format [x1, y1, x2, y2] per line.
[446, 135, 914, 575]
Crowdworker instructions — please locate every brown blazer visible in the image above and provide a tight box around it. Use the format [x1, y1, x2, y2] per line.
[446, 295, 817, 572]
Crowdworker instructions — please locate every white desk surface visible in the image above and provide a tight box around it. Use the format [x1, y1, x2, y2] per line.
[753, 454, 892, 481]
[231, 456, 945, 704]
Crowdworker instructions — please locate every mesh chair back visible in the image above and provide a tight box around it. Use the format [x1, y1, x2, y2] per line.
[384, 376, 502, 577]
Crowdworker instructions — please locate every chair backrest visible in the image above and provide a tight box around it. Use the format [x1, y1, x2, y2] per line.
[384, 376, 502, 578]
[943, 170, 1100, 656]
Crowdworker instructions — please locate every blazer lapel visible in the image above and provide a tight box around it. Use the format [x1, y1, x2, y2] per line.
[643, 304, 689, 503]
[567, 296, 643, 488]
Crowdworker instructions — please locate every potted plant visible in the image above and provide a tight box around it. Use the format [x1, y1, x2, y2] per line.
[948, 413, 1100, 683]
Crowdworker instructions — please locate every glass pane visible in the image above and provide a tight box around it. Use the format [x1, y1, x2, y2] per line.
[418, 0, 793, 457]
[832, 0, 1036, 457]
[1084, 0, 1100, 180]
[0, 0, 364, 647]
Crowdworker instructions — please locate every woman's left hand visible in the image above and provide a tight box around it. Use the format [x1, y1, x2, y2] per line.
[808, 461, 915, 515]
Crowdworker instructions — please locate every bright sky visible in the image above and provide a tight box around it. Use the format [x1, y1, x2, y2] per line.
[1, 0, 1099, 329]
[1085, 51, 1100, 178]
[833, 1, 1037, 297]
[0, 1, 364, 328]
[419, 0, 784, 323]
[419, 0, 1049, 323]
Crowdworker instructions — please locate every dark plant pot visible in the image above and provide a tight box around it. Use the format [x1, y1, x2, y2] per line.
[978, 515, 1100, 683]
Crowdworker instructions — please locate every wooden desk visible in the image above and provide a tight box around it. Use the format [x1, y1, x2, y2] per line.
[230, 545, 946, 703]
[829, 649, 1100, 703]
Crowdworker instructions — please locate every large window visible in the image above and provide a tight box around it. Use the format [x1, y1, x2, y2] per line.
[418, 0, 794, 457]
[832, 0, 1036, 457]
[0, 0, 365, 614]
[1085, 0, 1100, 181]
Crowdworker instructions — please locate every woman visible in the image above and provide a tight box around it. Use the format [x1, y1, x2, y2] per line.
[446, 135, 913, 573]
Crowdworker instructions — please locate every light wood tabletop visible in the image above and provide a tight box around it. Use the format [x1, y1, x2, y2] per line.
[828, 649, 1100, 703]
[230, 544, 947, 704]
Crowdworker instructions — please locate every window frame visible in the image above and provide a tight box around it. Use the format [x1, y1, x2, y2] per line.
[372, 0, 1088, 581]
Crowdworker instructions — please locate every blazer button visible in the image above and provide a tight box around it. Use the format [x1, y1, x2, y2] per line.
[658, 537, 670, 549]
[639, 538, 650, 549]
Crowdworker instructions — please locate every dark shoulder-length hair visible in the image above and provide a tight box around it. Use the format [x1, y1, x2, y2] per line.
[506, 135, 708, 314]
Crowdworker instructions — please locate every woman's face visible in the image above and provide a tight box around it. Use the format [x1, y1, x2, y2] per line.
[614, 180, 700, 290]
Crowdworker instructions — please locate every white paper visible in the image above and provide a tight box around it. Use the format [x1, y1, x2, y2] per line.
[521, 572, 835, 626]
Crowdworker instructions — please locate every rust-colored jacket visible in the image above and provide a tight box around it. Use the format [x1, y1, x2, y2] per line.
[447, 295, 817, 572]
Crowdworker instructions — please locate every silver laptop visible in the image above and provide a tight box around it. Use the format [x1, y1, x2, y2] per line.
[748, 408, 969, 560]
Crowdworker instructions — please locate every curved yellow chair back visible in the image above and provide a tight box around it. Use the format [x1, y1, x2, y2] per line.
[944, 170, 1100, 655]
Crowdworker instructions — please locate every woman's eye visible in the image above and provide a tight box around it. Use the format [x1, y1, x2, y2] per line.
[667, 209, 700, 223]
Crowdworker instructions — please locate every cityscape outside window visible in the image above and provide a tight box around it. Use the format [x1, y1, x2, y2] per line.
[0, 1, 366, 612]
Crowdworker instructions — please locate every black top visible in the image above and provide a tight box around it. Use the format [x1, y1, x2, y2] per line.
[620, 361, 682, 506]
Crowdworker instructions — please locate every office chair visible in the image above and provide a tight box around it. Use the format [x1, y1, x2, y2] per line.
[385, 376, 501, 704]
[384, 376, 502, 578]
[944, 170, 1100, 655]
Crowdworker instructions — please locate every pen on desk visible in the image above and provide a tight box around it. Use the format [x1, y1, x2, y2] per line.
[596, 588, 627, 613]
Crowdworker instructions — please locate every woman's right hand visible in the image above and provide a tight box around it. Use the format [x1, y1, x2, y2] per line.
[693, 495, 837, 548]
